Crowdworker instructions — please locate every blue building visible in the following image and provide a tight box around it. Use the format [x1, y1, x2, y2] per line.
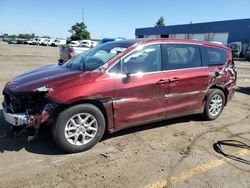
[135, 18, 250, 45]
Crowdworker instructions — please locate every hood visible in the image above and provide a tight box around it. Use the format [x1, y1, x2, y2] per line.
[6, 65, 82, 92]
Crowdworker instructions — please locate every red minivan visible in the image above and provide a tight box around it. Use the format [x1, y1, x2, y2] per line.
[2, 39, 237, 153]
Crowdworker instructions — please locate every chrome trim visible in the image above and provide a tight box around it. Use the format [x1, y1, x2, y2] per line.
[108, 66, 209, 78]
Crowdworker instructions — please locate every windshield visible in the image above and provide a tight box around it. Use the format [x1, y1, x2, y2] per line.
[63, 41, 132, 71]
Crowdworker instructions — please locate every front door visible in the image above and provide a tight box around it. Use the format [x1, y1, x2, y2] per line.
[111, 44, 168, 130]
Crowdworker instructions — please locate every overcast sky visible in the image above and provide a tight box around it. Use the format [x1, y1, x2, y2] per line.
[0, 0, 250, 39]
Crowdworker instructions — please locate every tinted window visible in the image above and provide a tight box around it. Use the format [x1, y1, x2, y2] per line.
[204, 47, 228, 66]
[121, 44, 162, 74]
[162, 44, 202, 70]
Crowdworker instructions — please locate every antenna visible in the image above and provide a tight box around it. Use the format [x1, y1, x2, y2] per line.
[81, 8, 84, 23]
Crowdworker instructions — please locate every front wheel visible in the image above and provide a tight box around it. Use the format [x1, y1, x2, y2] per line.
[203, 89, 225, 120]
[52, 104, 105, 153]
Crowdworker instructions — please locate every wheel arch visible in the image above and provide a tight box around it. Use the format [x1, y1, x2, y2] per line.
[206, 85, 228, 105]
[54, 98, 114, 132]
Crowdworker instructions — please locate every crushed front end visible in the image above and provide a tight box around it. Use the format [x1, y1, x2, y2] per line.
[2, 87, 60, 138]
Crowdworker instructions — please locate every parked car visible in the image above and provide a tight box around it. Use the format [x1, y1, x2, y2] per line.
[8, 39, 18, 44]
[47, 39, 55, 46]
[51, 39, 67, 47]
[2, 39, 237, 153]
[32, 38, 39, 45]
[80, 40, 93, 48]
[229, 41, 250, 59]
[40, 38, 49, 46]
[69, 41, 80, 47]
[17, 39, 28, 44]
[59, 44, 90, 63]
[91, 40, 99, 47]
[229, 42, 242, 58]
[24, 39, 34, 45]
[37, 38, 48, 45]
[59, 40, 99, 63]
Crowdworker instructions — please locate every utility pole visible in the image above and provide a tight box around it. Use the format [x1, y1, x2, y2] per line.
[81, 8, 85, 23]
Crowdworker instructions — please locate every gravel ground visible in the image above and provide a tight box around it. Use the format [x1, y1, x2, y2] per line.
[0, 42, 249, 188]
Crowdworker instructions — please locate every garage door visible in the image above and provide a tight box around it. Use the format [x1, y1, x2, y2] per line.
[175, 34, 186, 39]
[213, 33, 229, 44]
[191, 33, 205, 41]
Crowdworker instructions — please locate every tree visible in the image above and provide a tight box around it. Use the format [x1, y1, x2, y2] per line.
[155, 16, 165, 27]
[17, 33, 35, 39]
[41, 35, 50, 39]
[69, 22, 90, 40]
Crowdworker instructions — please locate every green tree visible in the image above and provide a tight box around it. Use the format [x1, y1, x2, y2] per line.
[41, 35, 50, 39]
[155, 16, 165, 27]
[69, 22, 90, 40]
[17, 33, 35, 39]
[8, 34, 17, 39]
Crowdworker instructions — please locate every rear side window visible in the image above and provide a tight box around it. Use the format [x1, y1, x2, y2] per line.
[203, 47, 228, 66]
[162, 44, 202, 70]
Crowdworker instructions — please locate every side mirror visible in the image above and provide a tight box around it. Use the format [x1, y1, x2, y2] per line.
[58, 59, 64, 65]
[122, 71, 131, 83]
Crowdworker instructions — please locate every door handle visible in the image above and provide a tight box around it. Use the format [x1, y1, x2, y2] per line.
[156, 79, 169, 84]
[169, 77, 179, 82]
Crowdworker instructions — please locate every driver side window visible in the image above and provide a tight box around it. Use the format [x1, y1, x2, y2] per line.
[121, 44, 162, 74]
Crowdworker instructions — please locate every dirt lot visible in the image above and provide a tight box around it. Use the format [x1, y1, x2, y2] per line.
[0, 42, 249, 188]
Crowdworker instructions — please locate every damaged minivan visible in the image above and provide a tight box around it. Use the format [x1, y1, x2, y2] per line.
[2, 39, 237, 153]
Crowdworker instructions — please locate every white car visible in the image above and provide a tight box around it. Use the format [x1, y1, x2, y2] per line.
[80, 40, 92, 48]
[80, 40, 99, 48]
[24, 40, 34, 45]
[69, 41, 80, 47]
[38, 38, 48, 45]
[51, 39, 67, 46]
[46, 39, 55, 46]
[51, 39, 67, 47]
[32, 38, 39, 45]
[91, 41, 99, 47]
[40, 39, 50, 46]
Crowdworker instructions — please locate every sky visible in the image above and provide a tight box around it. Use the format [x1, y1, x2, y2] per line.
[0, 0, 250, 39]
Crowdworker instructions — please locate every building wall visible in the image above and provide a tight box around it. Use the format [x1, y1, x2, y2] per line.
[135, 18, 250, 44]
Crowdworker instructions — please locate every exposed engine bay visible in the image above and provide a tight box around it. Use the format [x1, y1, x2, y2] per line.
[2, 87, 59, 139]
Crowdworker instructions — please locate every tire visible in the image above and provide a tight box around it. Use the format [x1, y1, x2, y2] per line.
[52, 104, 105, 153]
[203, 89, 225, 120]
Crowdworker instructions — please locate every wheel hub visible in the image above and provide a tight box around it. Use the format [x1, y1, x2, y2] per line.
[208, 94, 223, 116]
[64, 113, 98, 146]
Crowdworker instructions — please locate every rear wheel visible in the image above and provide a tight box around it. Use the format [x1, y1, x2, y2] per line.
[52, 104, 105, 153]
[203, 89, 225, 120]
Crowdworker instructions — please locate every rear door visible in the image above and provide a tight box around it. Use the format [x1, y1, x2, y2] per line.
[110, 44, 169, 130]
[162, 43, 211, 118]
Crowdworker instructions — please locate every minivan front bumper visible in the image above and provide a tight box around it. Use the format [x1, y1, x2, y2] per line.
[2, 101, 55, 128]
[3, 107, 29, 126]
